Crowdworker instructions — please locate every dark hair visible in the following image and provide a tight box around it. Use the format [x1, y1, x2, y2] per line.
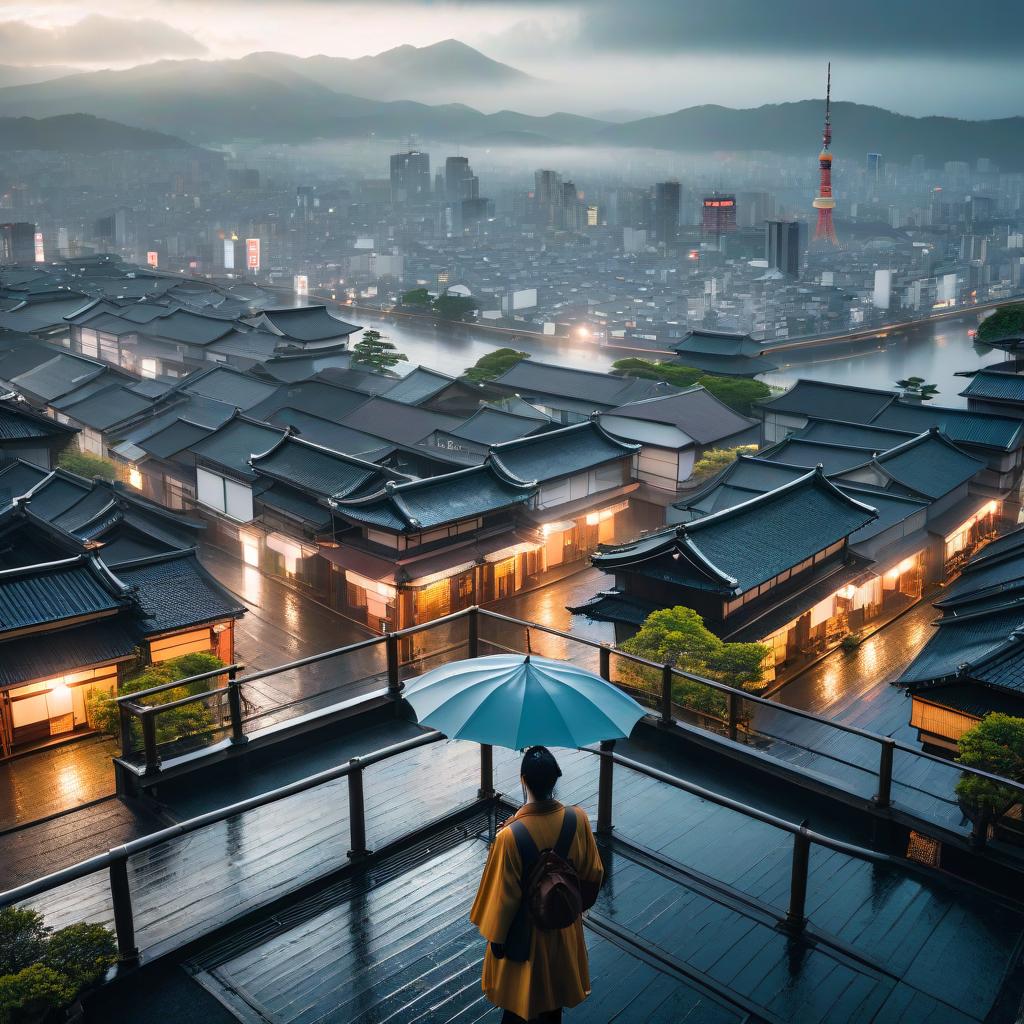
[520, 746, 562, 800]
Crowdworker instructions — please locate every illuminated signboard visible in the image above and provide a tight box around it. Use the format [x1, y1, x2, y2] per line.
[33, 232, 45, 263]
[146, 250, 159, 268]
[703, 200, 735, 208]
[223, 239, 235, 270]
[294, 274, 309, 296]
[246, 238, 260, 271]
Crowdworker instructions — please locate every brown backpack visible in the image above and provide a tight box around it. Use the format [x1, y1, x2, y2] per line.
[509, 806, 583, 931]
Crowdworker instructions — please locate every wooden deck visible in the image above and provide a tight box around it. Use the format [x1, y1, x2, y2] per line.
[22, 725, 1024, 1022]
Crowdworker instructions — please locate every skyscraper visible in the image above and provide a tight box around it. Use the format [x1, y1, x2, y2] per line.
[766, 221, 801, 277]
[390, 151, 431, 203]
[702, 194, 737, 239]
[533, 170, 563, 226]
[866, 153, 884, 185]
[445, 156, 479, 202]
[0, 222, 36, 264]
[654, 181, 681, 245]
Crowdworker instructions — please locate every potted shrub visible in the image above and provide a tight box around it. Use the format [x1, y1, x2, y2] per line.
[0, 910, 116, 1023]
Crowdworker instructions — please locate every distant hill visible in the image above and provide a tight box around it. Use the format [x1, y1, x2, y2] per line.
[598, 100, 1024, 168]
[0, 64, 76, 88]
[1, 113, 196, 151]
[240, 40, 533, 102]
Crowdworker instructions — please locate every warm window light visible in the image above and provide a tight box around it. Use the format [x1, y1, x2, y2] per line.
[585, 512, 600, 526]
[128, 467, 143, 490]
[898, 558, 916, 575]
[837, 585, 857, 600]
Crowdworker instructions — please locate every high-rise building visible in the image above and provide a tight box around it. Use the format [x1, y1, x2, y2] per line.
[390, 151, 431, 203]
[533, 169, 563, 226]
[766, 220, 801, 277]
[866, 153, 884, 185]
[445, 157, 479, 202]
[737, 191, 776, 228]
[0, 222, 35, 263]
[654, 182, 681, 245]
[701, 194, 737, 239]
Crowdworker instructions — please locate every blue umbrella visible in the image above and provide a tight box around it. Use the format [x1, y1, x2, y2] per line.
[401, 653, 646, 749]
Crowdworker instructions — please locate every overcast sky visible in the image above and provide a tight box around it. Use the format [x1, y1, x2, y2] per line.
[1, 0, 1021, 118]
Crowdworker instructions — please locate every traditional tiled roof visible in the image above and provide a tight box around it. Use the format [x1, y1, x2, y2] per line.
[794, 418, 915, 451]
[674, 329, 763, 357]
[596, 467, 877, 595]
[247, 380, 371, 424]
[250, 434, 404, 500]
[0, 619, 138, 688]
[189, 415, 287, 479]
[602, 386, 756, 445]
[0, 398, 77, 441]
[339, 397, 462, 446]
[0, 459, 50, 504]
[959, 370, 1024, 402]
[137, 419, 215, 460]
[757, 438, 875, 475]
[254, 306, 360, 342]
[332, 463, 535, 533]
[265, 409, 393, 459]
[382, 367, 456, 405]
[180, 366, 281, 411]
[871, 401, 1024, 451]
[445, 407, 550, 446]
[55, 384, 154, 431]
[488, 419, 638, 483]
[865, 428, 984, 498]
[114, 549, 245, 634]
[0, 554, 128, 633]
[11, 353, 107, 402]
[490, 360, 679, 409]
[757, 379, 896, 421]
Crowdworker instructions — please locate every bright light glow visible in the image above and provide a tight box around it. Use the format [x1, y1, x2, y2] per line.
[898, 558, 917, 575]
[837, 585, 857, 600]
[585, 512, 600, 526]
[128, 467, 142, 490]
[576, 326, 590, 338]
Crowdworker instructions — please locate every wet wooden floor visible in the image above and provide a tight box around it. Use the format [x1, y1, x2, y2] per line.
[22, 723, 1024, 1022]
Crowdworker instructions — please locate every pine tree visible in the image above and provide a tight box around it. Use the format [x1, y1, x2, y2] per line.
[351, 329, 409, 374]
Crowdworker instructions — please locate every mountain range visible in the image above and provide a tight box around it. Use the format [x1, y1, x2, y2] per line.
[0, 41, 1021, 167]
[2, 113, 195, 151]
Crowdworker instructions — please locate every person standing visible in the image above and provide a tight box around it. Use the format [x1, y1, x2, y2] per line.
[470, 746, 604, 1024]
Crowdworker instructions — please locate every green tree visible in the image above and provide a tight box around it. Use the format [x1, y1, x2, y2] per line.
[609, 358, 771, 415]
[691, 445, 759, 480]
[0, 909, 49, 976]
[955, 713, 1024, 845]
[463, 348, 530, 382]
[977, 304, 1024, 343]
[432, 293, 476, 321]
[402, 287, 432, 306]
[895, 377, 939, 401]
[87, 652, 225, 752]
[0, 964, 76, 1024]
[57, 450, 116, 481]
[42, 924, 116, 990]
[619, 606, 770, 721]
[351, 329, 409, 374]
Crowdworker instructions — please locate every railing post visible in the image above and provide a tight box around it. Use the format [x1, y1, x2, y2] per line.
[347, 757, 369, 859]
[597, 739, 615, 835]
[385, 632, 401, 699]
[785, 821, 811, 933]
[467, 606, 479, 658]
[118, 702, 134, 758]
[140, 707, 160, 775]
[599, 643, 611, 682]
[728, 691, 741, 742]
[874, 737, 895, 809]
[478, 743, 494, 799]
[109, 858, 139, 965]
[660, 663, 673, 724]
[227, 665, 247, 745]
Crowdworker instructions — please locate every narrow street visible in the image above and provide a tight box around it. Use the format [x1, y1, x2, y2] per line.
[772, 599, 939, 742]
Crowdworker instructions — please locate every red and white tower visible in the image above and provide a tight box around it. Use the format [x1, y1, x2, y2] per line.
[812, 62, 838, 245]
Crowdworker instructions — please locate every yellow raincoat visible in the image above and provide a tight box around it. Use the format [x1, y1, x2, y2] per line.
[470, 801, 604, 1020]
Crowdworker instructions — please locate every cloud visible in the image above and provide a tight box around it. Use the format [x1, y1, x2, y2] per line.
[576, 0, 1024, 55]
[0, 15, 207, 65]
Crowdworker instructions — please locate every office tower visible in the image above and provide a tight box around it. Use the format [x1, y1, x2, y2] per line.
[390, 151, 431, 203]
[0, 222, 36, 263]
[445, 157, 479, 202]
[766, 220, 801, 277]
[872, 269, 892, 309]
[654, 181, 681, 245]
[866, 153, 884, 185]
[737, 191, 776, 228]
[702, 194, 737, 239]
[812, 63, 838, 244]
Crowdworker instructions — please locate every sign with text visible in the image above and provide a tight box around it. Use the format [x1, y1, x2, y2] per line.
[246, 237, 261, 271]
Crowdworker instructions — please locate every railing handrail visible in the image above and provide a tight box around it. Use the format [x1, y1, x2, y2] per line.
[590, 747, 890, 864]
[115, 663, 242, 704]
[118, 605, 1024, 799]
[0, 730, 444, 908]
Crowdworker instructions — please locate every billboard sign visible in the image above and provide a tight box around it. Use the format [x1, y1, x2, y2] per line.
[34, 232, 45, 263]
[294, 274, 309, 296]
[246, 237, 260, 271]
[146, 250, 159, 268]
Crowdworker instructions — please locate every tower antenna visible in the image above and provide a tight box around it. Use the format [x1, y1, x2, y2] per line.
[812, 62, 838, 245]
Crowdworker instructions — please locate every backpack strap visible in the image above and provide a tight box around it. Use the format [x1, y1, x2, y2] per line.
[554, 807, 577, 860]
[509, 819, 540, 876]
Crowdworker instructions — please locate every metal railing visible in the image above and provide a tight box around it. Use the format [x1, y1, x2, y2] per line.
[115, 605, 1024, 843]
[0, 730, 446, 965]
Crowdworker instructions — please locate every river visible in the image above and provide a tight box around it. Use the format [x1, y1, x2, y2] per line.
[349, 307, 1006, 409]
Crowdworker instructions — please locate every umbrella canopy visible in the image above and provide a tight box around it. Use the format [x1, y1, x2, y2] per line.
[401, 653, 646, 749]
